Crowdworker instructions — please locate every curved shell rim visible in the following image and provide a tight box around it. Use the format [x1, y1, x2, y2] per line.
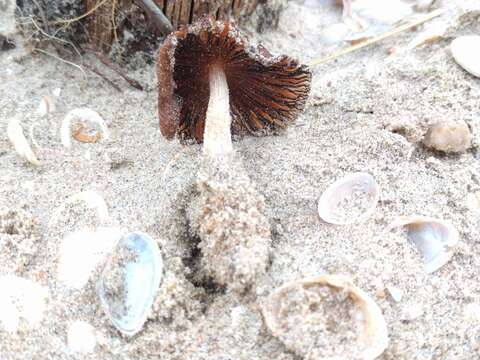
[387, 215, 458, 273]
[261, 274, 388, 360]
[318, 172, 380, 225]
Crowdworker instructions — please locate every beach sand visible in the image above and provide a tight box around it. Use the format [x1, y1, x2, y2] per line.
[1, 0, 480, 358]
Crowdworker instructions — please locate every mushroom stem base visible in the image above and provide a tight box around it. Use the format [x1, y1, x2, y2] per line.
[204, 65, 233, 157]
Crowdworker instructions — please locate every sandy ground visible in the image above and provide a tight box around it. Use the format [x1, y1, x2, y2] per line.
[1, 0, 480, 359]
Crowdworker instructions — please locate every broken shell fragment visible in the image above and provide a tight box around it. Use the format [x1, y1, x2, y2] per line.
[97, 232, 163, 336]
[261, 275, 388, 360]
[49, 190, 109, 227]
[7, 117, 40, 166]
[387, 216, 458, 273]
[450, 35, 480, 78]
[61, 108, 109, 148]
[37, 95, 55, 116]
[318, 172, 379, 225]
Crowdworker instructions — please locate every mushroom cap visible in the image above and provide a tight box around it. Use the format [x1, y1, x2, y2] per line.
[157, 17, 311, 142]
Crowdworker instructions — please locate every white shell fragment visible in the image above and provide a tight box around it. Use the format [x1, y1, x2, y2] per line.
[318, 172, 379, 225]
[7, 117, 40, 166]
[388, 216, 459, 273]
[37, 95, 55, 116]
[49, 190, 110, 227]
[450, 35, 480, 78]
[261, 275, 388, 360]
[58, 227, 123, 289]
[352, 0, 413, 25]
[0, 275, 48, 332]
[61, 108, 109, 148]
[97, 232, 163, 336]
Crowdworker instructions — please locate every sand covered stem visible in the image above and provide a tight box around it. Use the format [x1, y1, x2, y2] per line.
[192, 153, 270, 294]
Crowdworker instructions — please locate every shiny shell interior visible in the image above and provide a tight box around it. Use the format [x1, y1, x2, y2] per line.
[97, 231, 163, 336]
[261, 275, 388, 360]
[318, 172, 379, 225]
[388, 216, 458, 273]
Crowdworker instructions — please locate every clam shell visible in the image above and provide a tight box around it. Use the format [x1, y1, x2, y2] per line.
[450, 35, 480, 78]
[261, 275, 388, 360]
[97, 232, 163, 336]
[388, 216, 458, 273]
[318, 172, 379, 225]
[61, 108, 109, 148]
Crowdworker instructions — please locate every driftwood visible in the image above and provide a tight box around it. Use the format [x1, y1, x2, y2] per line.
[15, 0, 284, 60]
[85, 0, 284, 52]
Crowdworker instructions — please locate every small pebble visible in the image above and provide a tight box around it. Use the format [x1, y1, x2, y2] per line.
[423, 120, 472, 153]
[451, 35, 480, 78]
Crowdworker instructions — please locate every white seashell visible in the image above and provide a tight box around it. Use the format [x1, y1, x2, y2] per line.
[450, 35, 480, 78]
[352, 0, 413, 25]
[7, 117, 40, 166]
[67, 321, 97, 353]
[387, 216, 458, 273]
[61, 108, 109, 148]
[97, 232, 163, 336]
[261, 275, 388, 360]
[319, 23, 350, 45]
[318, 172, 379, 225]
[37, 95, 55, 116]
[407, 23, 447, 49]
[0, 275, 48, 332]
[58, 227, 123, 289]
[49, 190, 110, 227]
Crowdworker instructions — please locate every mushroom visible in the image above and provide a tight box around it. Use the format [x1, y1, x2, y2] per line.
[156, 18, 310, 293]
[157, 17, 311, 157]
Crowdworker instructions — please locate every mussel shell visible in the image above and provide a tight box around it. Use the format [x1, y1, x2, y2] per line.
[97, 231, 163, 336]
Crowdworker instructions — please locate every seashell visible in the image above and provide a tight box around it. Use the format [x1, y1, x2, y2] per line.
[7, 117, 40, 166]
[49, 190, 110, 227]
[61, 108, 109, 148]
[319, 23, 350, 45]
[352, 0, 413, 25]
[387, 216, 458, 273]
[450, 35, 480, 78]
[0, 275, 48, 332]
[423, 120, 472, 153]
[261, 275, 388, 360]
[58, 227, 123, 289]
[37, 95, 55, 116]
[97, 232, 163, 336]
[318, 172, 379, 225]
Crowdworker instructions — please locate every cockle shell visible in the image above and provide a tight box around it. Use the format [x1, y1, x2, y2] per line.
[387, 216, 458, 273]
[97, 232, 163, 336]
[318, 172, 379, 225]
[261, 275, 388, 360]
